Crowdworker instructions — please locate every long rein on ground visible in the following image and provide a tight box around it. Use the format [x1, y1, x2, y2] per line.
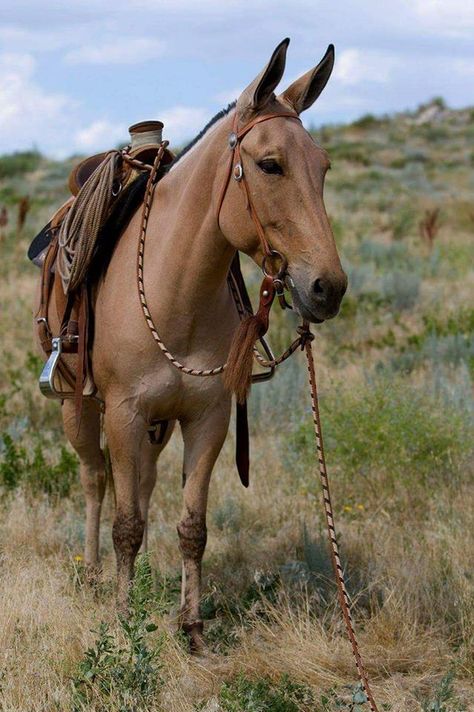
[137, 113, 380, 711]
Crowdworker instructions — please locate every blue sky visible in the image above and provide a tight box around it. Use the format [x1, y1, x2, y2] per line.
[0, 0, 473, 157]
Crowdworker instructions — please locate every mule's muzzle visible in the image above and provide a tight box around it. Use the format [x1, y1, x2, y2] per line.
[311, 272, 347, 319]
[291, 269, 347, 322]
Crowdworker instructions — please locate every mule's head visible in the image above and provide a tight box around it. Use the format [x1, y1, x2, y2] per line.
[219, 38, 347, 322]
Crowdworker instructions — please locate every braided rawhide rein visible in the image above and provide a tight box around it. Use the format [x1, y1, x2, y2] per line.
[137, 148, 380, 710]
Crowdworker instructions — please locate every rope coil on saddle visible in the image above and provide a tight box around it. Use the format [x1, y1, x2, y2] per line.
[58, 151, 122, 293]
[57, 148, 159, 295]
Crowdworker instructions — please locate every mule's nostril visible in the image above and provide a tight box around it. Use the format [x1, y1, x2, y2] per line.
[313, 278, 325, 295]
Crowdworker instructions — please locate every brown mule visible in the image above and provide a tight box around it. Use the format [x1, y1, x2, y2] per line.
[36, 38, 347, 650]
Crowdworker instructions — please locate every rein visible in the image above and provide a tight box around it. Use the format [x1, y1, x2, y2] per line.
[137, 116, 380, 712]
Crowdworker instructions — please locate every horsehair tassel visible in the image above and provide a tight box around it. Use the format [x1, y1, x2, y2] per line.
[224, 276, 275, 403]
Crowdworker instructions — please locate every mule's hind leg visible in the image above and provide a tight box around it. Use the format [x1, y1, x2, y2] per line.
[139, 420, 175, 553]
[178, 403, 231, 651]
[62, 399, 106, 578]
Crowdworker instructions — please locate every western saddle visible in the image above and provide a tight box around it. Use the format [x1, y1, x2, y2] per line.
[33, 121, 174, 410]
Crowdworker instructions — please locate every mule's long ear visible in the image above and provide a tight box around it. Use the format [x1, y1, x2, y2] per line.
[279, 44, 335, 114]
[237, 38, 290, 117]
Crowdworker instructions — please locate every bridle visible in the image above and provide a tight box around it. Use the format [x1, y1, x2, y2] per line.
[134, 114, 380, 712]
[216, 110, 302, 308]
[216, 109, 300, 255]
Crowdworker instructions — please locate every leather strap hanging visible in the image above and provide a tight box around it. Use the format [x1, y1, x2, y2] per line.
[223, 276, 276, 404]
[235, 400, 249, 487]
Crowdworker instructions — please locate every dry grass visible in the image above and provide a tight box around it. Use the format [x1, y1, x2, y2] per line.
[0, 460, 472, 709]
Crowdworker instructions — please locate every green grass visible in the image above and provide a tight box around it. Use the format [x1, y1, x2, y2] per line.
[289, 374, 472, 501]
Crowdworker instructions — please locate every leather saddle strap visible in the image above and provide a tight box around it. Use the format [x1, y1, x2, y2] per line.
[36, 233, 59, 349]
[74, 284, 88, 432]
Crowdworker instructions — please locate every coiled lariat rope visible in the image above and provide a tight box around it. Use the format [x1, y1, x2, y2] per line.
[137, 146, 380, 711]
[58, 151, 121, 293]
[58, 148, 161, 294]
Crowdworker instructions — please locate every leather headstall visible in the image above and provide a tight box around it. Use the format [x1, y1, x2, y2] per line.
[216, 109, 301, 276]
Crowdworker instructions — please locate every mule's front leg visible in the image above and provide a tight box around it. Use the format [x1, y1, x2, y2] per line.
[178, 403, 230, 652]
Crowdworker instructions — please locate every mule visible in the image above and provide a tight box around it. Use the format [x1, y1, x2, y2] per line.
[42, 38, 347, 650]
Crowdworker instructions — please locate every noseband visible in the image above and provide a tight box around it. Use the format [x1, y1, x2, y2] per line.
[216, 109, 302, 284]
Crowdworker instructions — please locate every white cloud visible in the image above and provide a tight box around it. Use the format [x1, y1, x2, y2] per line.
[0, 53, 74, 154]
[65, 37, 165, 65]
[0, 24, 84, 53]
[74, 120, 126, 152]
[333, 48, 400, 86]
[412, 0, 474, 37]
[159, 106, 210, 145]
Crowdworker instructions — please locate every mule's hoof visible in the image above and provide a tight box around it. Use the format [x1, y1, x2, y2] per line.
[182, 620, 205, 654]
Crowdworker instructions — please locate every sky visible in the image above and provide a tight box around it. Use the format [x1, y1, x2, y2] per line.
[0, 0, 473, 157]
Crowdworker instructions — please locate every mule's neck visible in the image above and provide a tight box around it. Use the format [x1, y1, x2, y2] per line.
[146, 111, 236, 310]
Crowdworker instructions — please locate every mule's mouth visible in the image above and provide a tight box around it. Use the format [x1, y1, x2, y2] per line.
[289, 284, 325, 324]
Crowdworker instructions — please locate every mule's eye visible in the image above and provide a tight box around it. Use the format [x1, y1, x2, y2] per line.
[258, 159, 283, 175]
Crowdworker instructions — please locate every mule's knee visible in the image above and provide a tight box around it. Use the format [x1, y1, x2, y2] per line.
[177, 513, 207, 562]
[112, 510, 145, 564]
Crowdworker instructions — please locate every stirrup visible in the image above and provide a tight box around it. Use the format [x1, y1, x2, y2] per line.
[39, 336, 77, 399]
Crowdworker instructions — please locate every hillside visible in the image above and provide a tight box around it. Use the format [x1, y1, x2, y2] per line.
[0, 101, 473, 711]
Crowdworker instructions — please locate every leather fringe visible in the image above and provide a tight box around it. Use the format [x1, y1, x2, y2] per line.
[223, 276, 275, 403]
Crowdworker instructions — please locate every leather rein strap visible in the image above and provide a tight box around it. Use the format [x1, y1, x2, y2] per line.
[216, 110, 301, 258]
[136, 115, 380, 711]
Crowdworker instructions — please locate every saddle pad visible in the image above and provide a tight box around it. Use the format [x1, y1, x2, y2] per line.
[27, 220, 54, 267]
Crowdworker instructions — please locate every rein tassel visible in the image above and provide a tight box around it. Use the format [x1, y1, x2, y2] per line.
[223, 275, 275, 403]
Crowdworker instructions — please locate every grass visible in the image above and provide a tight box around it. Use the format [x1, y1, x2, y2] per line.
[0, 99, 473, 710]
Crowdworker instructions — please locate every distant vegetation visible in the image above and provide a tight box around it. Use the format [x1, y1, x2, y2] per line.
[0, 99, 473, 710]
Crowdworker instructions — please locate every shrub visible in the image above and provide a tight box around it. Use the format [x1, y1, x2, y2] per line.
[0, 434, 77, 498]
[358, 240, 413, 270]
[327, 141, 371, 166]
[0, 150, 42, 179]
[380, 269, 420, 311]
[212, 496, 242, 532]
[343, 262, 378, 298]
[71, 554, 166, 711]
[391, 203, 417, 239]
[351, 113, 380, 130]
[216, 673, 315, 712]
[421, 668, 464, 712]
[289, 375, 472, 497]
